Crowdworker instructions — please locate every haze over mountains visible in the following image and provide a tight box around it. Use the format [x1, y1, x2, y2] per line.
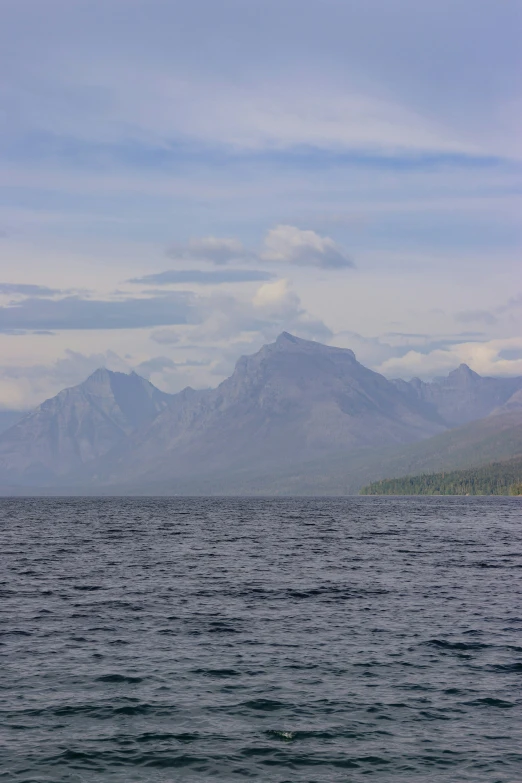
[1, 333, 521, 494]
[0, 410, 24, 437]
[391, 364, 522, 426]
[0, 369, 172, 485]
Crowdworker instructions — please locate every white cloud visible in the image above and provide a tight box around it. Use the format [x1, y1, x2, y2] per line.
[166, 237, 251, 265]
[0, 348, 130, 409]
[152, 79, 470, 154]
[377, 336, 522, 379]
[250, 278, 333, 341]
[252, 278, 299, 313]
[3, 0, 520, 158]
[1, 63, 475, 156]
[260, 225, 354, 269]
[173, 277, 331, 346]
[161, 225, 354, 270]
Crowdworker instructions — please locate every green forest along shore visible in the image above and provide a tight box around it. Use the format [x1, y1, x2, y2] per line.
[360, 457, 522, 496]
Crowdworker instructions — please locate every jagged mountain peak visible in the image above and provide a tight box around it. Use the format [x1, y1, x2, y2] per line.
[79, 367, 169, 403]
[81, 366, 144, 385]
[448, 363, 479, 381]
[398, 362, 522, 427]
[80, 366, 122, 394]
[276, 330, 298, 344]
[244, 332, 357, 364]
[94, 332, 449, 488]
[0, 366, 173, 484]
[229, 334, 360, 394]
[274, 331, 356, 358]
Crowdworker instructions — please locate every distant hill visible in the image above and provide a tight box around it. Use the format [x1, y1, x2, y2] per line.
[118, 407, 522, 497]
[360, 457, 522, 496]
[119, 404, 522, 496]
[353, 409, 522, 482]
[125, 410, 522, 497]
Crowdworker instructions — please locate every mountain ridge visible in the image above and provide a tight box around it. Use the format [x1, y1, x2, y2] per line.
[0, 367, 173, 482]
[92, 332, 447, 486]
[391, 362, 522, 427]
[1, 333, 522, 492]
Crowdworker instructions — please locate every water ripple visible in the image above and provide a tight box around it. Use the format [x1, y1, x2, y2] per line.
[1, 495, 521, 781]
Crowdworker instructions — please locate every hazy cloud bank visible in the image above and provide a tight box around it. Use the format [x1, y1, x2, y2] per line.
[0, 292, 195, 332]
[130, 269, 274, 286]
[163, 225, 354, 271]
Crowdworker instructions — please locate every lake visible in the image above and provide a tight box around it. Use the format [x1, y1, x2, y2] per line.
[1, 496, 521, 781]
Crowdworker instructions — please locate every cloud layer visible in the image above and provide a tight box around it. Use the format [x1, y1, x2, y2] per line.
[161, 226, 354, 271]
[0, 0, 520, 407]
[130, 269, 274, 285]
[0, 292, 194, 332]
[261, 225, 354, 269]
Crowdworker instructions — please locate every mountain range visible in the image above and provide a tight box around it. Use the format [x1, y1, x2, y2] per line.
[1, 332, 521, 494]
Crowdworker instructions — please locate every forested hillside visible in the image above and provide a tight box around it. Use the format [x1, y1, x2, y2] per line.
[360, 457, 522, 496]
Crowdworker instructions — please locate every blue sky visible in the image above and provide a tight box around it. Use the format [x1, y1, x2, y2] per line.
[1, 0, 521, 407]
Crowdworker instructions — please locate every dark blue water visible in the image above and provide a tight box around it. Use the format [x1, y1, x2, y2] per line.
[1, 497, 521, 782]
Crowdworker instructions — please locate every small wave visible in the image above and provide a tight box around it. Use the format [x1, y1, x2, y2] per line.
[488, 662, 522, 673]
[465, 697, 515, 708]
[224, 585, 391, 601]
[425, 639, 490, 651]
[241, 698, 290, 711]
[96, 674, 143, 683]
[191, 667, 240, 677]
[134, 731, 200, 744]
[112, 702, 172, 716]
[266, 729, 296, 740]
[72, 585, 103, 591]
[19, 700, 176, 719]
[42, 748, 208, 769]
[207, 622, 240, 634]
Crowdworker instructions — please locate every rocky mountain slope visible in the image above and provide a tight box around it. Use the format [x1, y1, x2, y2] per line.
[0, 368, 173, 483]
[118, 407, 522, 497]
[92, 332, 447, 487]
[392, 364, 522, 426]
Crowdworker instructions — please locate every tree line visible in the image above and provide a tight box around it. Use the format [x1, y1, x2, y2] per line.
[360, 457, 522, 496]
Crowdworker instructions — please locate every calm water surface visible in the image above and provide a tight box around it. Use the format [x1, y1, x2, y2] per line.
[1, 496, 521, 782]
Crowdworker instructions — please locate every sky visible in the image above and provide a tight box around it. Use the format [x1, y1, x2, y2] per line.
[1, 0, 521, 408]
